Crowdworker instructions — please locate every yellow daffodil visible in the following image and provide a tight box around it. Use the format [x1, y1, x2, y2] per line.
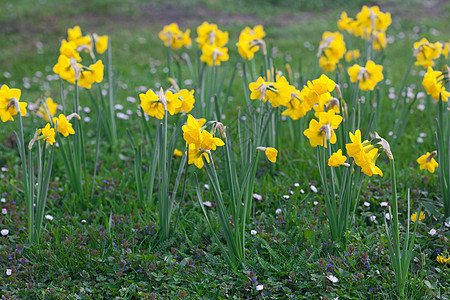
[236, 25, 266, 60]
[174, 89, 195, 114]
[163, 90, 183, 115]
[38, 97, 58, 121]
[281, 90, 309, 120]
[41, 123, 56, 145]
[348, 60, 383, 91]
[182, 114, 206, 147]
[173, 149, 183, 157]
[53, 55, 76, 83]
[67, 26, 91, 47]
[414, 38, 442, 68]
[200, 44, 229, 66]
[78, 60, 104, 89]
[345, 49, 360, 62]
[140, 89, 164, 119]
[410, 211, 425, 223]
[0, 85, 27, 122]
[328, 149, 347, 167]
[437, 255, 450, 265]
[159, 23, 191, 50]
[196, 22, 228, 49]
[345, 129, 383, 177]
[187, 143, 210, 169]
[354, 6, 391, 38]
[417, 151, 439, 173]
[52, 114, 75, 137]
[304, 111, 342, 148]
[200, 130, 224, 151]
[373, 31, 387, 51]
[337, 12, 354, 33]
[60, 40, 82, 61]
[249, 77, 268, 101]
[257, 147, 278, 163]
[422, 67, 450, 102]
[92, 34, 108, 54]
[317, 31, 346, 72]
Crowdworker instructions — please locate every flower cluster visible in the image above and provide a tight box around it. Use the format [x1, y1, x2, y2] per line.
[410, 211, 425, 223]
[422, 67, 449, 102]
[348, 60, 384, 91]
[158, 23, 191, 50]
[236, 25, 266, 60]
[338, 6, 391, 51]
[182, 115, 225, 168]
[0, 85, 27, 122]
[196, 22, 229, 66]
[53, 26, 105, 89]
[317, 31, 346, 72]
[139, 88, 195, 120]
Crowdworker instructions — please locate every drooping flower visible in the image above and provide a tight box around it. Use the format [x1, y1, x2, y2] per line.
[416, 151, 439, 173]
[328, 149, 347, 167]
[422, 67, 450, 102]
[52, 114, 75, 137]
[0, 85, 27, 122]
[91, 33, 109, 54]
[38, 97, 58, 121]
[159, 23, 191, 50]
[173, 149, 183, 157]
[345, 129, 383, 177]
[348, 60, 383, 91]
[410, 211, 425, 223]
[257, 147, 278, 163]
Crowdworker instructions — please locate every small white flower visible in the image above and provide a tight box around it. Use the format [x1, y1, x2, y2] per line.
[326, 275, 338, 283]
[203, 201, 212, 208]
[1, 229, 9, 236]
[369, 216, 376, 222]
[300, 189, 305, 194]
[204, 184, 210, 190]
[445, 221, 450, 228]
[310, 185, 318, 193]
[83, 106, 91, 113]
[45, 215, 54, 221]
[84, 117, 91, 123]
[385, 213, 392, 220]
[1, 167, 8, 172]
[253, 193, 263, 201]
[250, 230, 257, 235]
[364, 202, 370, 207]
[6, 269, 12, 276]
[283, 195, 290, 200]
[289, 190, 294, 195]
[114, 104, 124, 110]
[126, 96, 136, 103]
[256, 284, 264, 291]
[81, 219, 87, 223]
[0, 198, 5, 203]
[417, 137, 424, 144]
[313, 201, 319, 206]
[380, 202, 388, 207]
[428, 228, 437, 236]
[116, 112, 129, 120]
[294, 183, 300, 187]
[275, 208, 282, 214]
[2, 208, 6, 215]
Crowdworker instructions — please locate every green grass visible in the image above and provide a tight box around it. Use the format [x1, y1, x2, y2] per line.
[1, 0, 449, 298]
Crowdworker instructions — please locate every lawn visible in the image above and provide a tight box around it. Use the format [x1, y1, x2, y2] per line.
[1, 0, 449, 298]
